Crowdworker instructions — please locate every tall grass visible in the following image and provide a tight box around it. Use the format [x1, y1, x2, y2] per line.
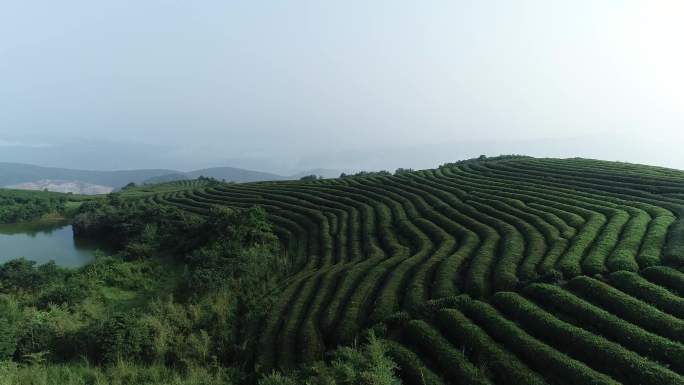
[0, 360, 239, 385]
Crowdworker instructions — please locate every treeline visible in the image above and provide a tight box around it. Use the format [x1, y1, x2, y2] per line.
[0, 190, 69, 223]
[439, 154, 530, 168]
[339, 168, 415, 179]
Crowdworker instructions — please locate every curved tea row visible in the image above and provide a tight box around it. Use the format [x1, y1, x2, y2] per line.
[386, 267, 684, 385]
[122, 157, 684, 379]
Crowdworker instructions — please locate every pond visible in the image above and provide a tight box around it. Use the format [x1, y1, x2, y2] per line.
[0, 220, 109, 267]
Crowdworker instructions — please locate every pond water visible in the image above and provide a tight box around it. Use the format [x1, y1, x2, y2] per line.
[0, 220, 109, 267]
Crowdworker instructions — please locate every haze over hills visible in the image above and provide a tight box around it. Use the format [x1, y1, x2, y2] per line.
[2, 134, 683, 177]
[6, 180, 115, 195]
[0, 163, 176, 191]
[0, 162, 328, 194]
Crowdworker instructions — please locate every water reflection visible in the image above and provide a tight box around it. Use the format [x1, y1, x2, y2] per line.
[0, 220, 110, 267]
[0, 219, 69, 236]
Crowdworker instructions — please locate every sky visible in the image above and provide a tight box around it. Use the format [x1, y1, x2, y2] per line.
[0, 1, 682, 173]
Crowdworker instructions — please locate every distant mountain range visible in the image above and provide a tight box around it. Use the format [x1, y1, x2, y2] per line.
[0, 162, 339, 195]
[6, 180, 115, 195]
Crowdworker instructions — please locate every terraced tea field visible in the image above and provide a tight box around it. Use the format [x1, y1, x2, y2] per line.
[124, 157, 684, 384]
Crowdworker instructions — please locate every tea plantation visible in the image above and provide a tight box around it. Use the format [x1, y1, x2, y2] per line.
[122, 156, 684, 385]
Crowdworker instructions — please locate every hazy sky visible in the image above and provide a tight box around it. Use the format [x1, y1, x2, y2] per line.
[0, 1, 682, 172]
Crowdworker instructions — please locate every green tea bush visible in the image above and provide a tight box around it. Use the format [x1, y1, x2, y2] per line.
[492, 291, 682, 385]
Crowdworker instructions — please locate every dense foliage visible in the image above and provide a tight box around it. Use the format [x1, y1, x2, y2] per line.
[0, 190, 70, 223]
[0, 198, 401, 384]
[299, 175, 323, 181]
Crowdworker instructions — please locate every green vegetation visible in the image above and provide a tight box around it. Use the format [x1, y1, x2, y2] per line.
[298, 174, 323, 181]
[0, 189, 78, 223]
[3, 156, 684, 384]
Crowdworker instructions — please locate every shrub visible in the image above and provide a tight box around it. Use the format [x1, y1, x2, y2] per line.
[492, 291, 682, 385]
[522, 283, 684, 372]
[436, 308, 546, 385]
[642, 266, 684, 295]
[402, 320, 492, 385]
[94, 313, 151, 364]
[37, 283, 89, 309]
[384, 340, 445, 385]
[608, 270, 684, 318]
[0, 317, 17, 360]
[259, 334, 401, 385]
[456, 296, 619, 385]
[567, 275, 684, 342]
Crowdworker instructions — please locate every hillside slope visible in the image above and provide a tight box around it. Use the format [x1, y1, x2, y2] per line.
[121, 156, 684, 384]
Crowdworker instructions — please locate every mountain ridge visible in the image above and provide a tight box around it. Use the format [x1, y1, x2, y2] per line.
[0, 162, 339, 194]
